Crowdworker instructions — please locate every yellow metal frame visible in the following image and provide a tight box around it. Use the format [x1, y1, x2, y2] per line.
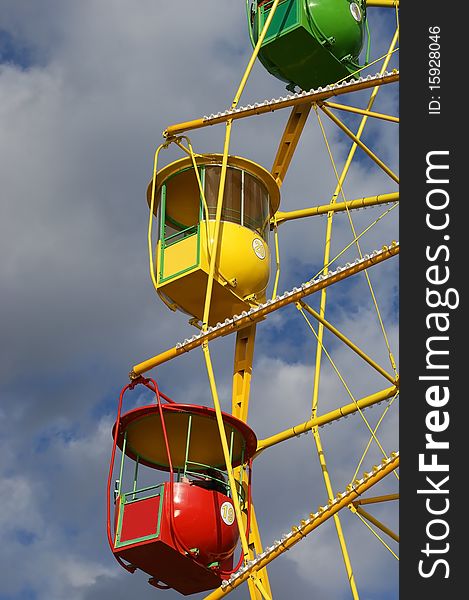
[130, 2, 400, 597]
[163, 71, 399, 138]
[130, 243, 399, 378]
[204, 453, 399, 599]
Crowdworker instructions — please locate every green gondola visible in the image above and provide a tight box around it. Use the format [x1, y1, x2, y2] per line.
[248, 0, 368, 91]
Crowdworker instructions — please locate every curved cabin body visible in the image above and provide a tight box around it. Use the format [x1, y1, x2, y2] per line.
[113, 481, 237, 594]
[148, 154, 280, 325]
[250, 0, 367, 91]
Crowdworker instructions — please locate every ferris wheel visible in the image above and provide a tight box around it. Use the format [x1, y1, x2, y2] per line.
[107, 1, 399, 598]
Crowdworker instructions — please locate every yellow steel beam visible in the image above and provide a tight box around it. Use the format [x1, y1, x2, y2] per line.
[274, 192, 398, 225]
[201, 121, 233, 330]
[271, 103, 312, 187]
[232, 325, 257, 423]
[352, 506, 399, 543]
[129, 244, 399, 378]
[366, 0, 399, 6]
[307, 32, 399, 595]
[230, 325, 273, 599]
[314, 428, 359, 598]
[207, 5, 285, 590]
[250, 574, 272, 600]
[298, 300, 397, 383]
[256, 385, 398, 454]
[203, 453, 400, 599]
[319, 103, 399, 183]
[322, 101, 399, 123]
[163, 72, 399, 137]
[231, 0, 282, 109]
[246, 507, 272, 600]
[202, 343, 251, 559]
[353, 493, 399, 506]
[309, 26, 399, 417]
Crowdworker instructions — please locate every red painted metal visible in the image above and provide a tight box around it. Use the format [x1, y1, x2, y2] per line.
[107, 378, 254, 594]
[170, 482, 238, 564]
[119, 496, 161, 544]
[113, 482, 238, 594]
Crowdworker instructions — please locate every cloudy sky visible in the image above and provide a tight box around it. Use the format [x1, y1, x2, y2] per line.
[0, 2, 399, 599]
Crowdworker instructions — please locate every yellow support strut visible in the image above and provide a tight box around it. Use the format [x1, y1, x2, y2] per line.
[366, 0, 399, 7]
[308, 28, 400, 599]
[322, 101, 399, 123]
[319, 103, 399, 184]
[256, 385, 398, 454]
[203, 453, 399, 599]
[271, 103, 312, 187]
[163, 72, 399, 138]
[274, 191, 398, 225]
[129, 244, 399, 378]
[231, 325, 273, 600]
[298, 300, 397, 384]
[351, 506, 399, 543]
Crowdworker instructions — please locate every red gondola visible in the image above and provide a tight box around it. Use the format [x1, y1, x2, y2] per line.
[107, 377, 257, 595]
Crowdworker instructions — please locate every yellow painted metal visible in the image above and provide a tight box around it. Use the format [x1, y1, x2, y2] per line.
[163, 72, 399, 137]
[352, 507, 399, 560]
[148, 154, 281, 216]
[352, 393, 400, 483]
[245, 506, 272, 600]
[271, 103, 312, 186]
[310, 138, 357, 598]
[307, 30, 400, 599]
[129, 1, 398, 595]
[319, 103, 399, 184]
[129, 244, 399, 378]
[352, 506, 399, 543]
[316, 83, 400, 381]
[298, 305, 398, 475]
[157, 220, 271, 325]
[147, 153, 280, 325]
[202, 453, 399, 599]
[256, 386, 398, 454]
[232, 326, 257, 423]
[353, 494, 399, 506]
[148, 142, 169, 297]
[121, 410, 249, 470]
[250, 574, 272, 600]
[202, 343, 251, 559]
[322, 101, 399, 123]
[310, 22, 400, 430]
[201, 122, 234, 330]
[366, 0, 399, 6]
[299, 301, 397, 384]
[230, 326, 273, 599]
[318, 431, 359, 598]
[197, 0, 282, 553]
[231, 0, 281, 110]
[271, 218, 281, 300]
[275, 192, 398, 224]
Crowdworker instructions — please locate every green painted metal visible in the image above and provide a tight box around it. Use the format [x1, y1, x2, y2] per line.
[117, 431, 127, 497]
[158, 172, 202, 284]
[250, 0, 367, 91]
[132, 455, 139, 500]
[183, 414, 193, 478]
[158, 183, 166, 280]
[156, 483, 165, 537]
[229, 428, 235, 463]
[114, 484, 165, 548]
[115, 495, 125, 546]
